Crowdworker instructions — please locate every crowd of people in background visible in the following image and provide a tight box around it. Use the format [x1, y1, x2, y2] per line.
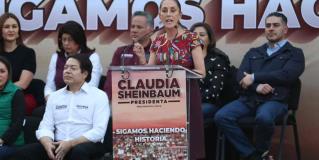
[113, 133, 187, 160]
[0, 0, 305, 159]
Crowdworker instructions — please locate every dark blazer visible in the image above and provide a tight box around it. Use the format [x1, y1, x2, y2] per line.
[237, 42, 305, 105]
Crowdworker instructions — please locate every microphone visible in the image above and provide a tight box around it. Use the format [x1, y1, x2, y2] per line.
[165, 25, 179, 78]
[122, 26, 161, 67]
[136, 26, 162, 44]
[120, 45, 131, 80]
[120, 46, 130, 67]
[120, 26, 162, 80]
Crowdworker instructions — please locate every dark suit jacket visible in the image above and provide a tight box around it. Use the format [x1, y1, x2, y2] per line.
[237, 42, 305, 106]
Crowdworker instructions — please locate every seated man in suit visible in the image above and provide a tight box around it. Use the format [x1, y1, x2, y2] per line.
[214, 12, 305, 160]
[15, 54, 110, 160]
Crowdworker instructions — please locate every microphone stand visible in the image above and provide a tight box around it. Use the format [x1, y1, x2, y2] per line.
[120, 26, 163, 80]
[136, 26, 161, 44]
[165, 25, 179, 78]
[120, 45, 131, 80]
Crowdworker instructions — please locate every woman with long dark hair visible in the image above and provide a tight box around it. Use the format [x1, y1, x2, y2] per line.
[44, 21, 102, 100]
[190, 22, 230, 121]
[0, 13, 41, 115]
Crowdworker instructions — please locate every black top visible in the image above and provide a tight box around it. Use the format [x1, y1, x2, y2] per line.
[1, 90, 25, 145]
[0, 45, 36, 82]
[199, 48, 229, 105]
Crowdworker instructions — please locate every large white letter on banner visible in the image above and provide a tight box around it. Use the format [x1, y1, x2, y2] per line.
[258, 0, 300, 28]
[0, 0, 4, 15]
[132, 0, 156, 26]
[135, 0, 204, 29]
[45, 0, 83, 30]
[9, 0, 43, 31]
[301, 0, 319, 28]
[87, 0, 128, 30]
[221, 0, 257, 29]
[181, 0, 204, 29]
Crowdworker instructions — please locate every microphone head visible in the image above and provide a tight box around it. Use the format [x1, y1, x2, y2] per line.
[137, 26, 162, 43]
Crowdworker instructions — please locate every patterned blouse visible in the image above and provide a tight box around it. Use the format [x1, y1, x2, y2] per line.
[199, 48, 229, 105]
[150, 30, 202, 69]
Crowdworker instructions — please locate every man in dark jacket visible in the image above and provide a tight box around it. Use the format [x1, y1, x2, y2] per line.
[214, 12, 305, 160]
[103, 11, 154, 100]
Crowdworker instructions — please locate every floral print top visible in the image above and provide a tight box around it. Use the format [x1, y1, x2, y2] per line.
[150, 30, 202, 69]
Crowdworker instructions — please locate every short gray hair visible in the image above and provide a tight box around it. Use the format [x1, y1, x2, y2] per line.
[133, 11, 154, 28]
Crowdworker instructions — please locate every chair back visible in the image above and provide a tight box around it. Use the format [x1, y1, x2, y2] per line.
[23, 116, 42, 144]
[287, 79, 301, 111]
[98, 75, 106, 90]
[220, 65, 240, 106]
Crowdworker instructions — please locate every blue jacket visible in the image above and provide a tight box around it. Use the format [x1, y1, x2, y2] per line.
[237, 42, 305, 105]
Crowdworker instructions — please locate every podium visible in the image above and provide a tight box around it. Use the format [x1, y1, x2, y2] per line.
[109, 65, 202, 160]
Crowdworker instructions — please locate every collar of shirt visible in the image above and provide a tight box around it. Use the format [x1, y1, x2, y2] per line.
[266, 39, 288, 56]
[64, 50, 82, 57]
[62, 82, 90, 94]
[2, 81, 17, 93]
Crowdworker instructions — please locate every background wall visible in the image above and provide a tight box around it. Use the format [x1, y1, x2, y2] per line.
[4, 0, 318, 159]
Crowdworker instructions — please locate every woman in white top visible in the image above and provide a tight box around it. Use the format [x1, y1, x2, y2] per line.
[44, 21, 102, 100]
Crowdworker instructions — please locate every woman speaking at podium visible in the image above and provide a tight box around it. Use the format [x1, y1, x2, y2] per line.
[134, 0, 206, 159]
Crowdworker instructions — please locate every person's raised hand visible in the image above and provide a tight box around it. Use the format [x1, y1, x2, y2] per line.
[133, 42, 147, 65]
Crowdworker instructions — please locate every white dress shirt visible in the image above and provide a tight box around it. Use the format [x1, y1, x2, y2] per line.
[37, 82, 110, 142]
[44, 52, 103, 97]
